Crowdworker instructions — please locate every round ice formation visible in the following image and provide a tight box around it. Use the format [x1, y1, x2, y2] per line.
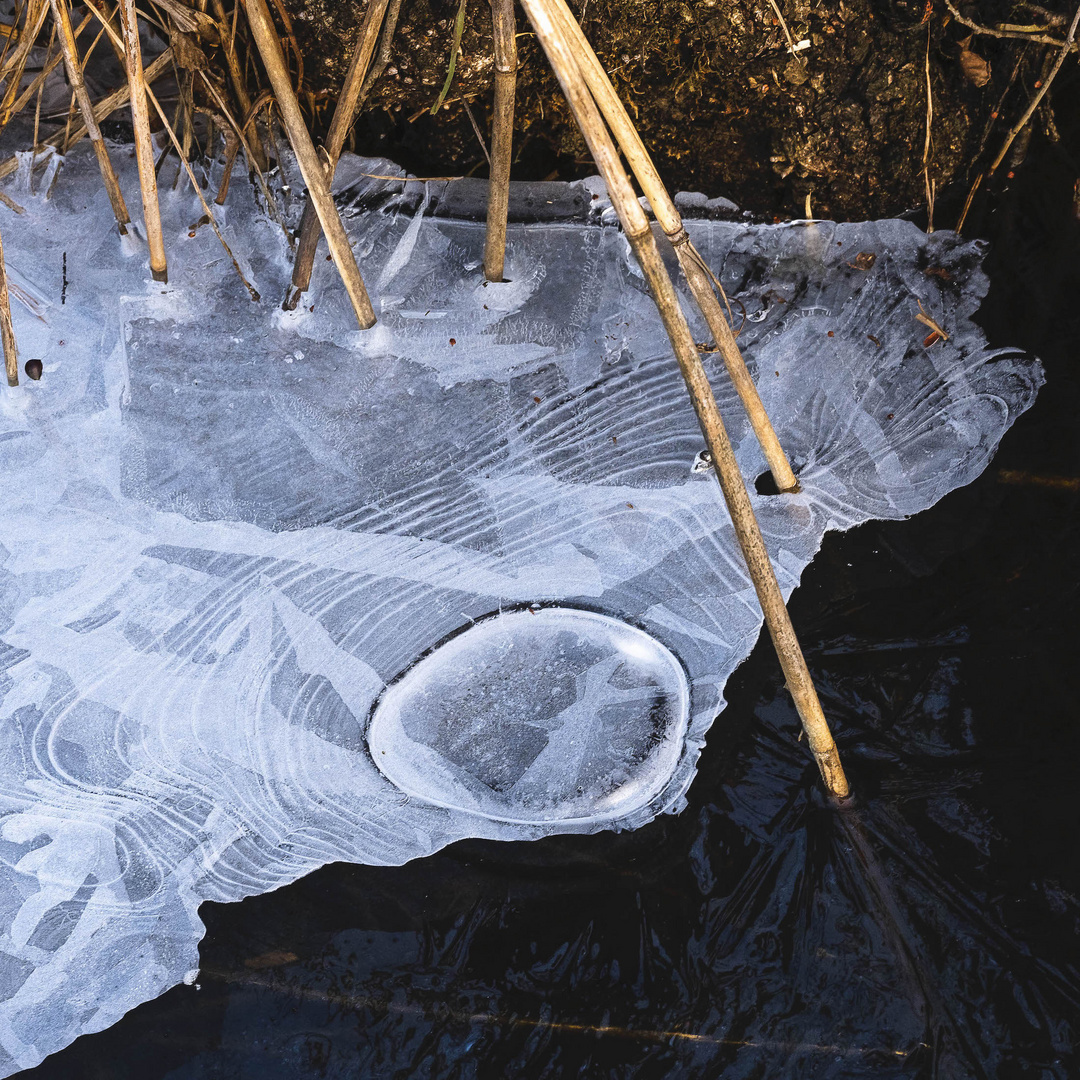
[367, 608, 690, 824]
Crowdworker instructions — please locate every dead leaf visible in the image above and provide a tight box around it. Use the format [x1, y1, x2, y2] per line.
[848, 251, 876, 271]
[959, 47, 991, 87]
[171, 29, 209, 72]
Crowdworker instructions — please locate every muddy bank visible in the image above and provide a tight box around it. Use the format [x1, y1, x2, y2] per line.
[277, 0, 1078, 221]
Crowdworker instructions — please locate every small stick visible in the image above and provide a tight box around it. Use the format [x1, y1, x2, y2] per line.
[0, 228, 18, 386]
[240, 0, 375, 328]
[118, 0, 168, 280]
[49, 0, 131, 233]
[943, 0, 1076, 48]
[520, 0, 849, 798]
[214, 127, 241, 204]
[988, 3, 1080, 176]
[483, 0, 517, 282]
[284, 0, 391, 309]
[357, 0, 403, 103]
[546, 0, 799, 494]
[144, 80, 260, 301]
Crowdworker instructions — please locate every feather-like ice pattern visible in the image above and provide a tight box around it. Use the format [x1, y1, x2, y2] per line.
[0, 147, 1040, 1073]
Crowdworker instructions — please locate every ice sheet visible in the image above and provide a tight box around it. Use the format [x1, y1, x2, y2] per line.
[0, 144, 1041, 1073]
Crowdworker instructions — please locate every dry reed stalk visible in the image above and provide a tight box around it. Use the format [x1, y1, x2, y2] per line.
[118, 0, 168, 280]
[0, 44, 175, 185]
[48, 0, 131, 232]
[545, 0, 799, 494]
[520, 0, 849, 798]
[144, 80, 260, 300]
[210, 0, 268, 171]
[241, 0, 375, 328]
[196, 71, 289, 243]
[483, 0, 517, 283]
[9, 8, 90, 117]
[285, 0, 391, 309]
[0, 229, 18, 386]
[31, 22, 53, 158]
[0, 0, 49, 129]
[0, 0, 20, 77]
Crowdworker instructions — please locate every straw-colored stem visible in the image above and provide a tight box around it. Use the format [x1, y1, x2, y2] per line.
[0, 230, 18, 387]
[0, 0, 49, 129]
[520, 0, 848, 798]
[286, 0, 391, 306]
[9, 7, 91, 118]
[242, 0, 375, 328]
[0, 47, 175, 183]
[483, 0, 517, 282]
[118, 0, 167, 280]
[210, 0, 268, 171]
[545, 0, 798, 494]
[48, 0, 131, 232]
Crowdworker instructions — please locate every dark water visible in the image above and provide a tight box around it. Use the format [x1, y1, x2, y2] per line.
[20, 140, 1080, 1078]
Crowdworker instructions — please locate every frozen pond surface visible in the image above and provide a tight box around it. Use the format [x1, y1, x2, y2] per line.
[0, 146, 1040, 1073]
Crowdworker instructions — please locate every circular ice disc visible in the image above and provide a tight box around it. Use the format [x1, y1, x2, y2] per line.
[367, 608, 689, 824]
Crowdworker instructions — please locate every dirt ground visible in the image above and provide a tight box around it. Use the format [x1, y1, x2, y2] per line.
[275, 0, 1079, 222]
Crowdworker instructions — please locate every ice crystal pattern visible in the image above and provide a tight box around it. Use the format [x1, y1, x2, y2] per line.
[0, 147, 1040, 1073]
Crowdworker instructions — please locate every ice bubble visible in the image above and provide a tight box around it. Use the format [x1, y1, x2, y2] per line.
[368, 608, 689, 824]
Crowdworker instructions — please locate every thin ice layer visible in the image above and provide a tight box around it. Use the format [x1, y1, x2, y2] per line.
[0, 145, 1041, 1074]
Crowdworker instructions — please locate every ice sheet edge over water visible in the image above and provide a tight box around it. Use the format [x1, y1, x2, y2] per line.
[0, 145, 1041, 1073]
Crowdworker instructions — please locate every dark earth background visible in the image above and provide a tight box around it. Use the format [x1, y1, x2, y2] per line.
[11, 0, 1080, 1074]
[277, 0, 1080, 223]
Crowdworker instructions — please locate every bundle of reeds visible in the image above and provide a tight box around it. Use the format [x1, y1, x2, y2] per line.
[0, 0, 850, 797]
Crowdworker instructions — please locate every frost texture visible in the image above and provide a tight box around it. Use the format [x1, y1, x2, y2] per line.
[0, 146, 1041, 1073]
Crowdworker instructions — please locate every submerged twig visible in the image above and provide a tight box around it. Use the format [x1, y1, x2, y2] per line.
[988, 3, 1080, 176]
[943, 0, 1077, 48]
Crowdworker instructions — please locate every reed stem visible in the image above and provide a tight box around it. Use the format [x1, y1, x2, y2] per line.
[286, 0, 391, 308]
[118, 0, 167, 280]
[242, 0, 375, 328]
[48, 0, 131, 233]
[0, 229, 18, 387]
[545, 0, 798, 493]
[520, 0, 849, 797]
[483, 0, 517, 283]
